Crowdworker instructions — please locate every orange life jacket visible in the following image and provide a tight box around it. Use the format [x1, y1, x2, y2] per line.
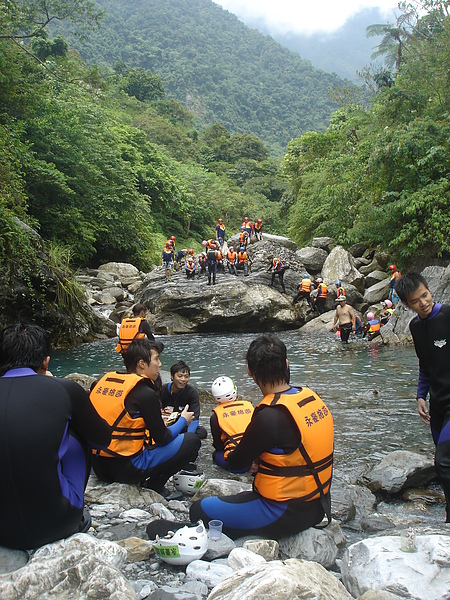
[300, 278, 311, 293]
[335, 286, 345, 299]
[227, 251, 236, 263]
[186, 261, 195, 272]
[272, 259, 284, 270]
[317, 283, 328, 298]
[239, 231, 249, 245]
[213, 400, 254, 459]
[368, 319, 381, 333]
[90, 372, 151, 458]
[238, 251, 248, 264]
[115, 318, 145, 354]
[254, 387, 334, 504]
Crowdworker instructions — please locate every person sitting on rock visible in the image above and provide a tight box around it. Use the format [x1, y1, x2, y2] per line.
[210, 376, 254, 472]
[267, 257, 286, 292]
[292, 273, 314, 309]
[185, 256, 196, 279]
[115, 303, 155, 355]
[380, 299, 394, 325]
[190, 334, 333, 539]
[226, 245, 238, 276]
[161, 243, 175, 282]
[363, 311, 381, 341]
[332, 295, 356, 343]
[254, 218, 263, 241]
[160, 360, 207, 440]
[90, 339, 201, 498]
[0, 324, 111, 550]
[236, 246, 250, 276]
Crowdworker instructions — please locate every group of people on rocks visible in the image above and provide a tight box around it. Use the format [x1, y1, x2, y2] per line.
[160, 216, 263, 284]
[2, 264, 449, 556]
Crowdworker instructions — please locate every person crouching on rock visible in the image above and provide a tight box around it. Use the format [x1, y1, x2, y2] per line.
[210, 376, 254, 472]
[190, 334, 333, 539]
[90, 339, 201, 499]
[267, 257, 286, 292]
[185, 256, 196, 279]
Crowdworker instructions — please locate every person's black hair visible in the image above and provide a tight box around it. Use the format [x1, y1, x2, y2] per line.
[0, 324, 50, 375]
[395, 272, 429, 302]
[246, 334, 290, 387]
[170, 360, 190, 377]
[123, 339, 164, 373]
[132, 303, 147, 317]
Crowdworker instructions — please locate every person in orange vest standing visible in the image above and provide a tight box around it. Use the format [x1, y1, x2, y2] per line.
[190, 334, 333, 539]
[388, 264, 402, 306]
[210, 376, 254, 472]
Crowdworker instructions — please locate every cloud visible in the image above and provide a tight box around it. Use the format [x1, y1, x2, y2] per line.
[215, 0, 397, 35]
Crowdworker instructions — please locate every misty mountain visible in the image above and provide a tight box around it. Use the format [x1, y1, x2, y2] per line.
[53, 0, 349, 155]
[241, 7, 391, 82]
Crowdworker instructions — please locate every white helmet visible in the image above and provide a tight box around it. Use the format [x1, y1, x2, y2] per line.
[173, 470, 205, 495]
[211, 376, 237, 403]
[152, 520, 208, 565]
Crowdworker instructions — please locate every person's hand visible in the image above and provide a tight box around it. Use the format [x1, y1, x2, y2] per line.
[249, 461, 259, 474]
[180, 404, 195, 426]
[417, 398, 430, 425]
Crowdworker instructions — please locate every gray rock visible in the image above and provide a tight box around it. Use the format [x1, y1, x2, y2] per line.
[313, 237, 335, 252]
[227, 547, 266, 570]
[207, 558, 353, 600]
[190, 479, 252, 502]
[98, 262, 140, 279]
[85, 476, 167, 510]
[185, 560, 233, 589]
[64, 372, 97, 391]
[203, 534, 236, 561]
[364, 270, 389, 288]
[358, 591, 404, 600]
[363, 278, 391, 305]
[341, 534, 450, 599]
[92, 290, 118, 305]
[102, 286, 127, 301]
[359, 259, 383, 276]
[353, 257, 371, 268]
[116, 537, 154, 562]
[296, 246, 328, 273]
[0, 546, 28, 575]
[0, 534, 135, 600]
[322, 246, 365, 293]
[242, 539, 279, 561]
[278, 522, 343, 569]
[362, 451, 437, 494]
[348, 243, 368, 258]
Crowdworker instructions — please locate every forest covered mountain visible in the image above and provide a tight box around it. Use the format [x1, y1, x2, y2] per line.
[52, 0, 347, 155]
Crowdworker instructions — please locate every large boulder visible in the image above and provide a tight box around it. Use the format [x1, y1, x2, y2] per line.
[341, 534, 450, 600]
[362, 450, 436, 494]
[296, 246, 328, 273]
[98, 262, 140, 280]
[312, 237, 335, 252]
[207, 558, 353, 600]
[322, 246, 365, 293]
[363, 278, 391, 304]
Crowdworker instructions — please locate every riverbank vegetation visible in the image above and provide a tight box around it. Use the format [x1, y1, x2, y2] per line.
[283, 0, 450, 263]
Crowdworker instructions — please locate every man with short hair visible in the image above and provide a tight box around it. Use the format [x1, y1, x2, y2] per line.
[115, 303, 155, 355]
[90, 339, 201, 497]
[190, 334, 334, 539]
[0, 324, 111, 550]
[396, 272, 450, 522]
[332, 296, 356, 343]
[160, 360, 207, 439]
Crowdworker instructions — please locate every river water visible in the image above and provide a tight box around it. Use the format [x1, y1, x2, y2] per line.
[52, 329, 434, 478]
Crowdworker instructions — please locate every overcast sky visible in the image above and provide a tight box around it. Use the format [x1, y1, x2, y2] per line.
[214, 1, 397, 35]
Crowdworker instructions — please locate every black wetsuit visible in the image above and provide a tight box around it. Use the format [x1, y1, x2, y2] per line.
[91, 377, 200, 492]
[207, 249, 218, 284]
[0, 369, 111, 550]
[160, 382, 207, 439]
[410, 303, 450, 521]
[190, 390, 328, 539]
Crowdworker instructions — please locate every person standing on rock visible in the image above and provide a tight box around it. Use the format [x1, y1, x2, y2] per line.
[115, 303, 155, 355]
[254, 218, 263, 241]
[314, 278, 328, 314]
[0, 324, 111, 550]
[90, 339, 201, 498]
[215, 218, 226, 248]
[190, 334, 333, 539]
[226, 245, 238, 276]
[332, 296, 356, 343]
[161, 242, 175, 282]
[396, 272, 450, 522]
[207, 242, 220, 285]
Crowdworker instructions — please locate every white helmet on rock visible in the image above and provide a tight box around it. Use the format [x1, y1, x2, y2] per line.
[211, 376, 237, 403]
[151, 520, 208, 565]
[173, 470, 205, 495]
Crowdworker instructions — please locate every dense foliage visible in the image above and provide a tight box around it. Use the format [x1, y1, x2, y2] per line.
[283, 0, 450, 265]
[51, 0, 344, 156]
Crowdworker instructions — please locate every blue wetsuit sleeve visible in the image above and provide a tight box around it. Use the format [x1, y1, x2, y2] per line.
[417, 371, 430, 400]
[187, 419, 199, 433]
[167, 416, 187, 438]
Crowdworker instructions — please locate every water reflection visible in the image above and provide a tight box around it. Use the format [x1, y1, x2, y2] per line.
[52, 330, 433, 474]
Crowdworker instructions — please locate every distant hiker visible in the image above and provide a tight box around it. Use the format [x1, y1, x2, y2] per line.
[388, 264, 402, 306]
[174, 248, 189, 270]
[227, 245, 238, 276]
[161, 243, 175, 282]
[199, 252, 207, 275]
[216, 218, 226, 248]
[241, 216, 254, 238]
[236, 247, 250, 276]
[239, 227, 250, 250]
[380, 299, 394, 325]
[363, 311, 381, 341]
[314, 278, 328, 314]
[116, 303, 155, 355]
[268, 257, 286, 292]
[292, 273, 314, 309]
[332, 296, 355, 343]
[185, 256, 196, 279]
[207, 241, 220, 285]
[254, 218, 263, 241]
